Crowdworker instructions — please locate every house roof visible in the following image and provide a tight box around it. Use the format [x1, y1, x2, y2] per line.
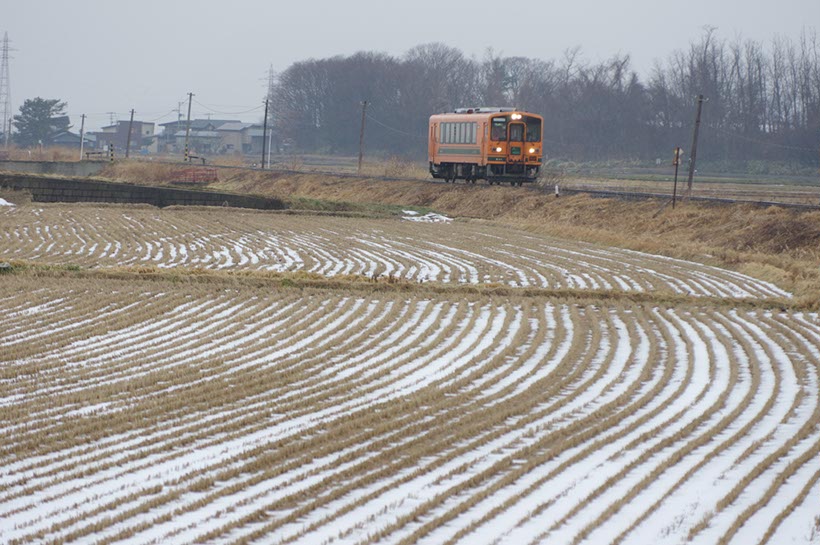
[216, 122, 254, 132]
[102, 121, 155, 130]
[50, 131, 81, 143]
[173, 130, 221, 138]
[51, 131, 95, 143]
[161, 119, 240, 129]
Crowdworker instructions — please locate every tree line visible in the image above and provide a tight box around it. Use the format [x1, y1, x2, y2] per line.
[269, 29, 820, 171]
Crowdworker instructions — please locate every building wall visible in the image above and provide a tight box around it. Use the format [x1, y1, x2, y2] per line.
[219, 132, 243, 153]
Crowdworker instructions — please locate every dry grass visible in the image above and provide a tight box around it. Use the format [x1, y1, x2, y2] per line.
[97, 161, 203, 184]
[0, 187, 32, 205]
[360, 157, 430, 179]
[2, 146, 80, 162]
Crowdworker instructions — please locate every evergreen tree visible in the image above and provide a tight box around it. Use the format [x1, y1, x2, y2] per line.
[13, 98, 69, 147]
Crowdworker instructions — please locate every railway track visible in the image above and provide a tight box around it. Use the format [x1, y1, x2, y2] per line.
[164, 159, 820, 211]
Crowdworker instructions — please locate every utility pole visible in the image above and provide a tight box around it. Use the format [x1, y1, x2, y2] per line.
[686, 94, 705, 198]
[125, 109, 135, 158]
[78, 114, 86, 160]
[261, 97, 269, 169]
[357, 100, 368, 175]
[170, 101, 183, 153]
[672, 146, 682, 208]
[268, 128, 273, 167]
[184, 92, 193, 162]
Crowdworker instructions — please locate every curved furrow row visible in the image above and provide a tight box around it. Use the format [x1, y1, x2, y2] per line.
[0, 286, 815, 544]
[0, 294, 374, 536]
[0, 288, 480, 540]
[0, 293, 357, 497]
[0, 206, 791, 299]
[0, 284, 516, 540]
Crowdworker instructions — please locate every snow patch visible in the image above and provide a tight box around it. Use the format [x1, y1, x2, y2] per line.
[402, 212, 452, 223]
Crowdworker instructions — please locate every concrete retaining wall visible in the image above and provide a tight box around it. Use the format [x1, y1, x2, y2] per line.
[0, 174, 285, 210]
[0, 160, 108, 177]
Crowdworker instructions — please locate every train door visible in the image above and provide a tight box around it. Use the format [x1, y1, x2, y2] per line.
[508, 121, 525, 169]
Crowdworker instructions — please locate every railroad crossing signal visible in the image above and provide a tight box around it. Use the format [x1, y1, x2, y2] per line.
[672, 147, 683, 166]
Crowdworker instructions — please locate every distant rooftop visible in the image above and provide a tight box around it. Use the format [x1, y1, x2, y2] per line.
[216, 122, 254, 131]
[160, 119, 240, 130]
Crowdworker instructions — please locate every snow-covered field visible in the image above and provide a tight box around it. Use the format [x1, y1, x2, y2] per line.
[0, 204, 817, 544]
[0, 205, 790, 299]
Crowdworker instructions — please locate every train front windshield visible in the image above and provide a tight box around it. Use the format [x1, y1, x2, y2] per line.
[525, 116, 541, 142]
[491, 118, 507, 140]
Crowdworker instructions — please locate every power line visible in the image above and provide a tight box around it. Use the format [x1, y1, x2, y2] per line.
[365, 113, 426, 140]
[144, 108, 179, 122]
[192, 99, 264, 115]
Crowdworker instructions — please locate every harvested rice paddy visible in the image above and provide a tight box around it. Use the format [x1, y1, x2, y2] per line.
[0, 202, 817, 544]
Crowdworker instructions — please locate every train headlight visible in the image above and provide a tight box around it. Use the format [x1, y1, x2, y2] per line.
[511, 113, 522, 120]
[494, 147, 503, 153]
[529, 147, 536, 154]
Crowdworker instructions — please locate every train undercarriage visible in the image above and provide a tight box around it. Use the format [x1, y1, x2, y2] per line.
[429, 162, 540, 187]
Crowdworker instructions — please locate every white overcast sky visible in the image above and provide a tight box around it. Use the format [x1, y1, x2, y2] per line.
[3, 0, 819, 131]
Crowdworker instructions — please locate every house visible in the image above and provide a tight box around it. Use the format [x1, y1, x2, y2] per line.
[49, 131, 96, 150]
[159, 119, 239, 154]
[157, 119, 187, 152]
[90, 120, 155, 154]
[245, 124, 269, 155]
[215, 122, 254, 154]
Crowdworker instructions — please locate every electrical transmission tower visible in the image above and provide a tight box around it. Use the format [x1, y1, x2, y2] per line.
[0, 32, 13, 148]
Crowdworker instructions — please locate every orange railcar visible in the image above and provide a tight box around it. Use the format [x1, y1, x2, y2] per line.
[428, 107, 543, 186]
